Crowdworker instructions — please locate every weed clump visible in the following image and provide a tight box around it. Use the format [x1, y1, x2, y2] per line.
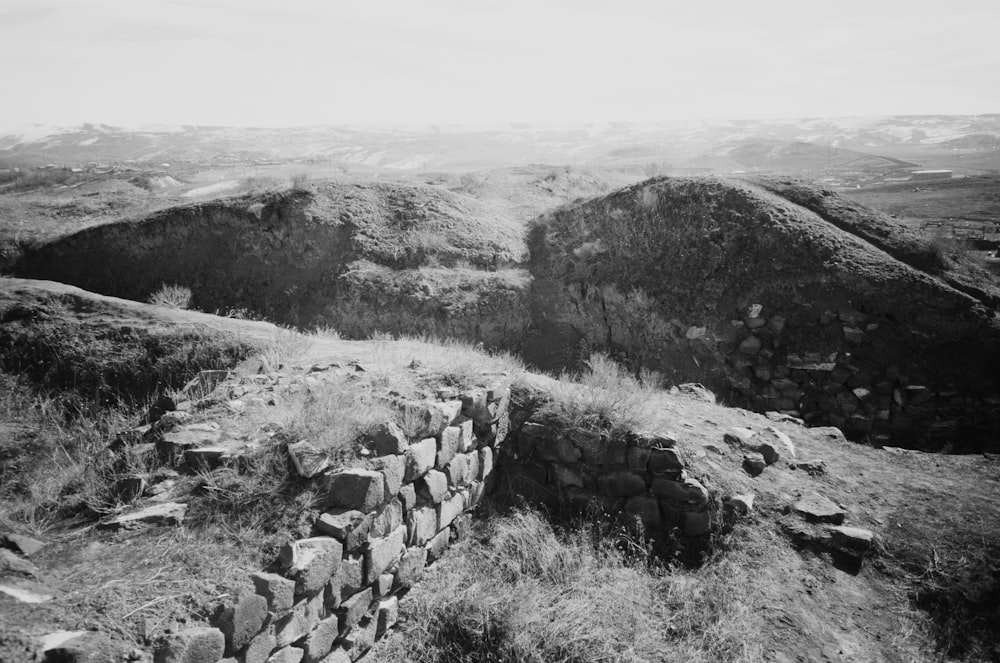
[147, 284, 192, 309]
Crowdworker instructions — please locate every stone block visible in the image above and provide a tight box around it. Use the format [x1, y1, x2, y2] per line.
[324, 470, 384, 514]
[648, 447, 684, 474]
[623, 495, 661, 530]
[683, 511, 712, 536]
[406, 505, 438, 546]
[516, 422, 548, 456]
[316, 510, 366, 544]
[596, 471, 646, 497]
[397, 484, 417, 511]
[459, 388, 487, 412]
[364, 525, 406, 585]
[426, 528, 450, 562]
[218, 588, 268, 654]
[650, 477, 708, 506]
[375, 573, 394, 597]
[445, 453, 470, 487]
[266, 646, 304, 663]
[466, 451, 480, 482]
[536, 437, 582, 464]
[274, 592, 325, 648]
[299, 615, 339, 663]
[478, 447, 493, 480]
[251, 571, 295, 615]
[243, 631, 276, 663]
[437, 493, 465, 530]
[437, 427, 461, 469]
[467, 481, 485, 509]
[341, 619, 376, 661]
[626, 446, 651, 472]
[375, 596, 399, 638]
[363, 422, 407, 455]
[417, 470, 448, 504]
[318, 647, 350, 663]
[394, 546, 427, 589]
[368, 455, 404, 498]
[154, 627, 224, 663]
[326, 555, 363, 610]
[552, 464, 585, 488]
[338, 587, 373, 635]
[454, 417, 477, 452]
[398, 401, 452, 439]
[287, 441, 330, 479]
[369, 499, 404, 539]
[403, 438, 437, 482]
[286, 537, 343, 596]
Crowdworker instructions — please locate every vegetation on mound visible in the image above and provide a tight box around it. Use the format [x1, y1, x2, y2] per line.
[375, 509, 770, 663]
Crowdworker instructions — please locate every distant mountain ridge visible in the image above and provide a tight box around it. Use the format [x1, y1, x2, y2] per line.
[1, 114, 998, 173]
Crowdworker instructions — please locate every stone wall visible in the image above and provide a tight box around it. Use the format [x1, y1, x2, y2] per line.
[497, 388, 714, 547]
[155, 382, 510, 663]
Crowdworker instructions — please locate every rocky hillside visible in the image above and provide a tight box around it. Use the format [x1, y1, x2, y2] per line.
[527, 177, 1000, 451]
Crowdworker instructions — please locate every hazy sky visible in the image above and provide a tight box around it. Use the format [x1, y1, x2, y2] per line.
[1, 0, 997, 129]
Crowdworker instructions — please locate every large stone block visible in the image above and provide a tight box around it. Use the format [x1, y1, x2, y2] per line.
[243, 630, 276, 663]
[251, 571, 295, 615]
[326, 555, 363, 610]
[285, 537, 343, 596]
[274, 592, 325, 648]
[478, 446, 493, 480]
[375, 596, 399, 638]
[299, 615, 339, 663]
[399, 401, 457, 439]
[596, 471, 647, 497]
[324, 470, 384, 513]
[338, 588, 373, 635]
[623, 495, 661, 531]
[397, 483, 417, 511]
[437, 492, 465, 530]
[316, 510, 371, 552]
[465, 451, 480, 482]
[536, 437, 582, 464]
[647, 447, 684, 474]
[369, 499, 404, 539]
[403, 438, 437, 482]
[425, 528, 450, 562]
[217, 588, 268, 654]
[363, 422, 407, 455]
[406, 505, 438, 546]
[445, 453, 470, 487]
[155, 627, 225, 663]
[417, 470, 448, 504]
[437, 426, 461, 469]
[368, 455, 405, 498]
[394, 546, 427, 589]
[364, 525, 406, 585]
[454, 417, 476, 452]
[650, 477, 708, 507]
[266, 646, 304, 663]
[627, 446, 651, 472]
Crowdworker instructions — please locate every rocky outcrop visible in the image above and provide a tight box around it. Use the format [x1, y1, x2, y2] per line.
[526, 177, 1000, 451]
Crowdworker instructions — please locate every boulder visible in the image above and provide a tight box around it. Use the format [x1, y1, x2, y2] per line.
[250, 572, 295, 614]
[324, 470, 384, 513]
[217, 588, 268, 654]
[403, 438, 437, 482]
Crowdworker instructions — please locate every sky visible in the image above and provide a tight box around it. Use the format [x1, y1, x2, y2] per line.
[1, 0, 998, 130]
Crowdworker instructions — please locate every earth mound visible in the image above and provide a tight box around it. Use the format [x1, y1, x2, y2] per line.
[12, 181, 531, 344]
[526, 176, 1000, 451]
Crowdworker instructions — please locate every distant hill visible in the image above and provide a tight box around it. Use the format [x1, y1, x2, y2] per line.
[1, 115, 998, 175]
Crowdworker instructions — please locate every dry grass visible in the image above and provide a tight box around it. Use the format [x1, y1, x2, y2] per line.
[146, 284, 193, 310]
[535, 353, 666, 436]
[375, 508, 769, 663]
